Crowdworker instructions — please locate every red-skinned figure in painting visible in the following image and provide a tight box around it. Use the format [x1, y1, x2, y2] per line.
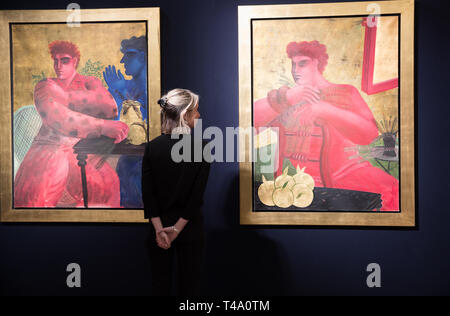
[14, 40, 129, 208]
[254, 41, 399, 211]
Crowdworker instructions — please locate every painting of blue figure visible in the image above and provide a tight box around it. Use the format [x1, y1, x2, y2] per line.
[103, 36, 147, 208]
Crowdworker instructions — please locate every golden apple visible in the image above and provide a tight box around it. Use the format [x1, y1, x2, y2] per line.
[293, 165, 315, 190]
[292, 183, 314, 208]
[258, 175, 275, 206]
[274, 167, 295, 190]
[273, 185, 294, 208]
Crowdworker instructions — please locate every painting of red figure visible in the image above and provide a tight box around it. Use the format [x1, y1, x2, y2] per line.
[11, 23, 146, 209]
[252, 16, 399, 212]
[14, 40, 128, 208]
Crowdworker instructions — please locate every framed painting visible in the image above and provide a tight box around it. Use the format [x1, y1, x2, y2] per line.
[0, 8, 161, 222]
[238, 0, 415, 226]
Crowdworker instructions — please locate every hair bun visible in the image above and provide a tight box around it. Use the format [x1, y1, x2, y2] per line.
[158, 96, 168, 108]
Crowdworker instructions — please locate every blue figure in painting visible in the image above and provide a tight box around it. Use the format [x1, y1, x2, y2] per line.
[103, 36, 147, 208]
[104, 36, 147, 119]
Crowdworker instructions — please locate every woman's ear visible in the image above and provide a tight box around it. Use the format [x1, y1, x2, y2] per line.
[312, 58, 319, 69]
[138, 51, 146, 63]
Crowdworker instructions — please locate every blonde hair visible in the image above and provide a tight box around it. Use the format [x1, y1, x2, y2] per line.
[159, 88, 199, 134]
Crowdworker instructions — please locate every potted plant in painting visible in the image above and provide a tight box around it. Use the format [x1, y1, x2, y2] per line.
[377, 115, 398, 157]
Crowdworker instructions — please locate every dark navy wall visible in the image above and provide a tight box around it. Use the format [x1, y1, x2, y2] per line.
[1, 0, 449, 296]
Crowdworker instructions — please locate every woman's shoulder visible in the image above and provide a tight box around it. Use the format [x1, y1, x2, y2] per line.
[148, 134, 171, 145]
[147, 134, 211, 154]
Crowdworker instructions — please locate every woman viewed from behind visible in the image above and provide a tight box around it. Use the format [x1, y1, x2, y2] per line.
[142, 89, 211, 296]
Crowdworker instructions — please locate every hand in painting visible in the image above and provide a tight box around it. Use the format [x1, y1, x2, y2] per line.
[34, 78, 69, 106]
[103, 65, 127, 93]
[288, 84, 321, 105]
[101, 120, 129, 143]
[296, 101, 330, 126]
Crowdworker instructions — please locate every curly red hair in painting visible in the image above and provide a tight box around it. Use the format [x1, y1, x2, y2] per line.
[286, 40, 329, 74]
[48, 40, 81, 68]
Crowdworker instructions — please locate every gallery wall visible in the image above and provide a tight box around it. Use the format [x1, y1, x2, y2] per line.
[1, 0, 449, 295]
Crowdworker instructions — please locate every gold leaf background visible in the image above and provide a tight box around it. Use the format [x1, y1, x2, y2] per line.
[12, 22, 146, 112]
[252, 16, 399, 127]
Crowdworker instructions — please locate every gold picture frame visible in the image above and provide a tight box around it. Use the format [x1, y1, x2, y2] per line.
[0, 8, 161, 222]
[239, 0, 414, 226]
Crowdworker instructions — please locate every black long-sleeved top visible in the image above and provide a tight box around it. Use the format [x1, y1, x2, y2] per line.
[142, 133, 211, 240]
